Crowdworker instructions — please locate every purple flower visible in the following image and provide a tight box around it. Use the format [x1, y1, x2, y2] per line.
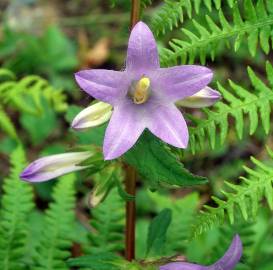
[20, 152, 93, 182]
[160, 235, 242, 270]
[75, 21, 220, 160]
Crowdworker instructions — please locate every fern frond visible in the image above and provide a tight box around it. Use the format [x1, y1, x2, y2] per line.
[189, 61, 273, 153]
[84, 188, 125, 255]
[0, 68, 67, 139]
[0, 70, 67, 114]
[151, 0, 236, 36]
[160, 0, 273, 66]
[0, 146, 34, 270]
[191, 147, 273, 238]
[0, 106, 18, 140]
[33, 174, 76, 270]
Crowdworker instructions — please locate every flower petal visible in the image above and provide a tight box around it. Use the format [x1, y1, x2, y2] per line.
[147, 104, 188, 148]
[160, 262, 205, 270]
[103, 100, 145, 160]
[209, 234, 242, 270]
[75, 70, 129, 105]
[71, 102, 113, 130]
[153, 65, 213, 102]
[20, 152, 92, 182]
[177, 87, 221, 108]
[126, 21, 159, 75]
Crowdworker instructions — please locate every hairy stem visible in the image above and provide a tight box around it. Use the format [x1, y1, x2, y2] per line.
[124, 3, 140, 261]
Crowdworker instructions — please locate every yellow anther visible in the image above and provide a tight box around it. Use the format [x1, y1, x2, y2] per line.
[133, 77, 150, 104]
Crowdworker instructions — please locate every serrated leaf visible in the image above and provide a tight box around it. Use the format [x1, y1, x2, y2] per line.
[124, 131, 207, 187]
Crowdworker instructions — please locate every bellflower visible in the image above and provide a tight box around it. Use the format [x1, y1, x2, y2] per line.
[160, 235, 242, 270]
[20, 152, 93, 182]
[75, 21, 221, 160]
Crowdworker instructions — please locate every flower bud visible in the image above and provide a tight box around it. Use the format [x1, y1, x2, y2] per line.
[71, 101, 112, 130]
[20, 151, 93, 182]
[176, 87, 221, 108]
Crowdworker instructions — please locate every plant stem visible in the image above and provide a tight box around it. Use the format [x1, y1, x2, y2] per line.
[130, 0, 141, 29]
[125, 165, 136, 261]
[124, 2, 140, 261]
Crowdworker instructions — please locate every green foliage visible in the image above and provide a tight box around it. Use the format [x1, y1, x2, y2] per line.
[191, 147, 273, 238]
[84, 188, 125, 255]
[1, 25, 78, 88]
[160, 0, 273, 66]
[149, 192, 199, 255]
[124, 131, 207, 187]
[0, 68, 67, 140]
[151, 0, 236, 36]
[33, 174, 77, 270]
[0, 146, 34, 270]
[67, 253, 126, 270]
[141, 0, 153, 9]
[146, 208, 172, 257]
[189, 62, 273, 153]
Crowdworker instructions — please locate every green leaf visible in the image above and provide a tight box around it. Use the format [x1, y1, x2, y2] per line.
[124, 131, 208, 187]
[146, 208, 172, 257]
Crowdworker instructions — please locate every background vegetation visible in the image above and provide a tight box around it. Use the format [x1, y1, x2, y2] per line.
[0, 0, 272, 269]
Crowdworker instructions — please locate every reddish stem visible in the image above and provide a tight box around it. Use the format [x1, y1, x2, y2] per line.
[130, 0, 140, 29]
[124, 0, 140, 262]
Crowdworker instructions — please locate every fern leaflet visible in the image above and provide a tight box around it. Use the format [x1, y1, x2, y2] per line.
[84, 188, 125, 255]
[33, 174, 76, 270]
[191, 147, 273, 238]
[151, 0, 236, 36]
[189, 61, 273, 153]
[160, 0, 273, 66]
[0, 68, 67, 139]
[0, 146, 34, 270]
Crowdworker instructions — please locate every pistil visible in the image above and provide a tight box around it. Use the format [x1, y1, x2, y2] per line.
[132, 76, 150, 104]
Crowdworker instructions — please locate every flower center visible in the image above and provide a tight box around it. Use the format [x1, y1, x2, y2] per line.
[132, 76, 150, 104]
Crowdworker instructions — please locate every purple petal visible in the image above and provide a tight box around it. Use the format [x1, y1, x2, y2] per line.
[20, 152, 92, 182]
[126, 21, 159, 75]
[147, 104, 188, 148]
[177, 87, 221, 108]
[160, 262, 205, 270]
[75, 70, 130, 105]
[209, 234, 242, 270]
[103, 100, 145, 160]
[153, 66, 213, 102]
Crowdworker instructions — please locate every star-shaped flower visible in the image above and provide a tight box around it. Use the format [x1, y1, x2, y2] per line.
[74, 21, 220, 160]
[160, 235, 242, 270]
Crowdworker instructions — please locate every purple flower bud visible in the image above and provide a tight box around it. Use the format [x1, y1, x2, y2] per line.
[20, 152, 93, 182]
[160, 235, 242, 270]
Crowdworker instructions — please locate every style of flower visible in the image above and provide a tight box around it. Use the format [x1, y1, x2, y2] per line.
[20, 152, 93, 182]
[160, 235, 242, 270]
[74, 21, 221, 160]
